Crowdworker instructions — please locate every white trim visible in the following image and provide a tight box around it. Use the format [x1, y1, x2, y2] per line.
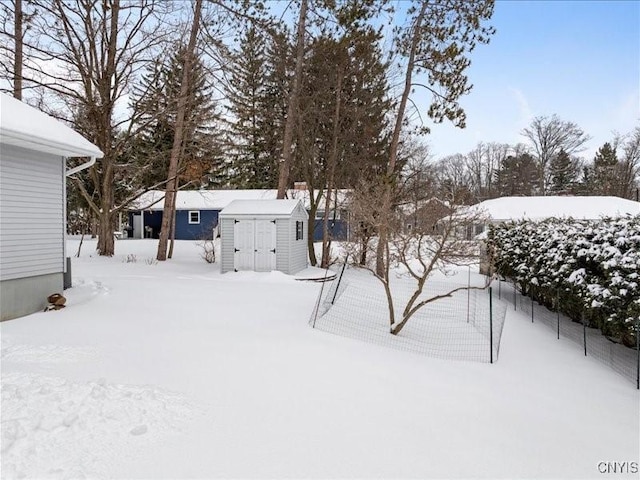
[63, 159, 67, 272]
[1, 128, 103, 158]
[188, 210, 201, 224]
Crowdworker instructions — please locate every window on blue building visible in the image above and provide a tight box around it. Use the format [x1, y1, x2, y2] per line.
[189, 211, 200, 224]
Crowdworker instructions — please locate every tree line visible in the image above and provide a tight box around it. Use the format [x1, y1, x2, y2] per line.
[421, 117, 640, 205]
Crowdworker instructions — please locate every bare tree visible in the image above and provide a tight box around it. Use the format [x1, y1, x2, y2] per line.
[13, 0, 22, 99]
[276, 0, 307, 199]
[347, 178, 489, 335]
[376, 0, 495, 278]
[435, 154, 473, 203]
[3, 0, 173, 256]
[0, 0, 28, 98]
[482, 142, 510, 199]
[521, 114, 591, 195]
[614, 126, 640, 199]
[156, 0, 203, 261]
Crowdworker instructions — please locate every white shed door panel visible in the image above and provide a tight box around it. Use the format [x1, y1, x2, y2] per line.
[254, 220, 276, 272]
[234, 220, 255, 271]
[233, 219, 276, 272]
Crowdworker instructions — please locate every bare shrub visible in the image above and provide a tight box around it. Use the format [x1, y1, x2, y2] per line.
[197, 239, 216, 264]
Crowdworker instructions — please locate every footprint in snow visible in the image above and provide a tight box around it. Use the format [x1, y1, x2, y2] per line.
[129, 424, 148, 436]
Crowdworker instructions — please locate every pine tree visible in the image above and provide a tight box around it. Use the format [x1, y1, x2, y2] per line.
[260, 30, 292, 186]
[131, 44, 222, 190]
[549, 148, 578, 194]
[591, 142, 619, 195]
[495, 153, 540, 196]
[226, 26, 274, 188]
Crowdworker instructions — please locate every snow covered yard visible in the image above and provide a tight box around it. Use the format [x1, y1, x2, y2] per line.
[1, 239, 638, 479]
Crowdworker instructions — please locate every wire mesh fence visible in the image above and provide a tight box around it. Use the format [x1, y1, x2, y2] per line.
[498, 279, 640, 388]
[309, 263, 508, 363]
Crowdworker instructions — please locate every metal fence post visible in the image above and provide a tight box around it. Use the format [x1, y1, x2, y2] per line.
[466, 266, 471, 323]
[331, 258, 348, 305]
[636, 318, 639, 390]
[312, 269, 330, 329]
[582, 311, 587, 356]
[531, 285, 534, 323]
[513, 280, 517, 311]
[489, 287, 494, 364]
[556, 288, 560, 340]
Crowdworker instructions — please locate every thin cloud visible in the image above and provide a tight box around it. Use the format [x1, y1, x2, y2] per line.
[614, 88, 640, 126]
[508, 86, 534, 125]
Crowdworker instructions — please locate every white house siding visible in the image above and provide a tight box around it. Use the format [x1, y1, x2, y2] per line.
[275, 219, 290, 273]
[219, 217, 236, 273]
[0, 144, 64, 281]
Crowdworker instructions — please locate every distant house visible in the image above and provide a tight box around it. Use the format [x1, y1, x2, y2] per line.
[128, 187, 350, 242]
[474, 195, 640, 274]
[0, 94, 103, 321]
[474, 196, 640, 231]
[402, 197, 453, 233]
[219, 199, 308, 274]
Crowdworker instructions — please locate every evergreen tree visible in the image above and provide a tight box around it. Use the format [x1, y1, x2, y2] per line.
[257, 29, 291, 187]
[549, 148, 579, 194]
[131, 44, 222, 190]
[225, 26, 284, 188]
[590, 142, 619, 195]
[495, 152, 540, 196]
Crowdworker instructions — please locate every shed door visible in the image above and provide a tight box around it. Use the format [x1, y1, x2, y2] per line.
[234, 220, 255, 271]
[254, 220, 277, 272]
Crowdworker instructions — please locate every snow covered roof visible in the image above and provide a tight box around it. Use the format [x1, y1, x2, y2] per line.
[475, 196, 639, 221]
[134, 189, 276, 211]
[0, 93, 103, 158]
[133, 189, 351, 211]
[219, 199, 304, 216]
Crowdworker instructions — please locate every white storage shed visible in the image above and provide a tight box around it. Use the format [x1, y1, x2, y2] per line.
[219, 199, 308, 274]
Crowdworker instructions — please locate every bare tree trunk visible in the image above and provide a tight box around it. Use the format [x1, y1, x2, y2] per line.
[321, 72, 342, 269]
[157, 0, 202, 261]
[375, 2, 428, 279]
[306, 193, 321, 266]
[168, 207, 176, 258]
[276, 0, 307, 199]
[13, 0, 22, 100]
[320, 190, 332, 268]
[359, 235, 369, 266]
[97, 210, 114, 256]
[75, 233, 85, 258]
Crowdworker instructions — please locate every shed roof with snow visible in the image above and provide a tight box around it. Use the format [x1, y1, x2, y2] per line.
[219, 200, 308, 274]
[219, 199, 303, 216]
[474, 196, 639, 222]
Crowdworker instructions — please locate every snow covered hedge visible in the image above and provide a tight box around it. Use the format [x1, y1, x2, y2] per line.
[488, 215, 640, 346]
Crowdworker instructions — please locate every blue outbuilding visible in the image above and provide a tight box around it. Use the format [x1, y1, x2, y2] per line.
[127, 188, 350, 242]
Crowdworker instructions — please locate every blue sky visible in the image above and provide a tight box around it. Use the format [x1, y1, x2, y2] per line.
[417, 0, 640, 161]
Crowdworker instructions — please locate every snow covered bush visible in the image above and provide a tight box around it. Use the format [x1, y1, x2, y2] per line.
[488, 215, 640, 346]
